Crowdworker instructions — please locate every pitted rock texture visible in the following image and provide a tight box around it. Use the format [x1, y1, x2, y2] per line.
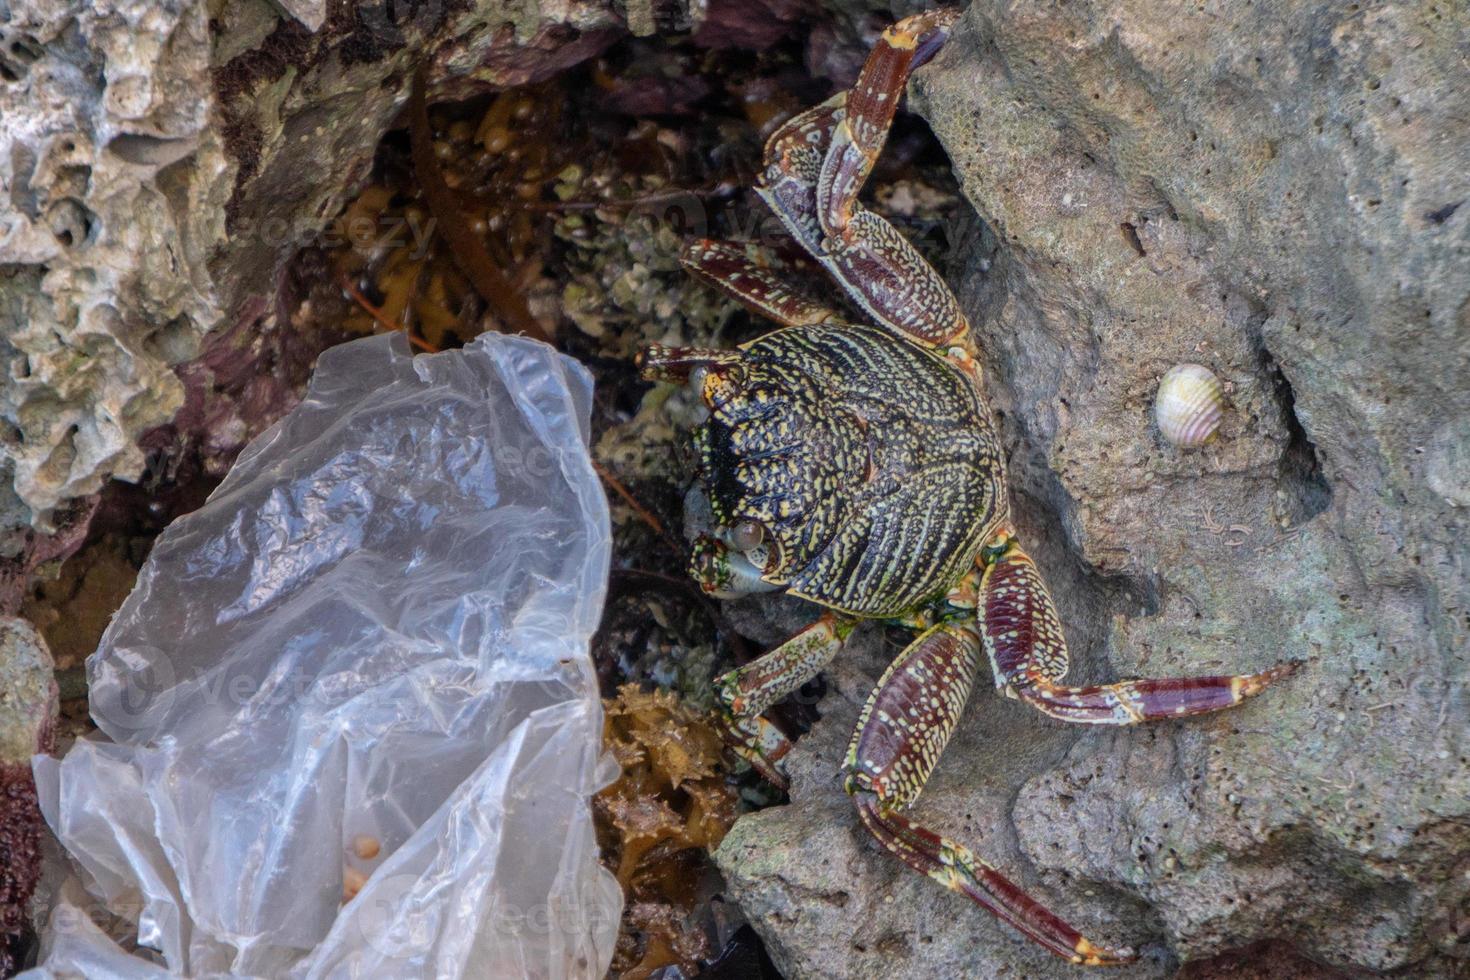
[714, 1, 1469, 976]
[0, 0, 624, 547]
[0, 0, 218, 530]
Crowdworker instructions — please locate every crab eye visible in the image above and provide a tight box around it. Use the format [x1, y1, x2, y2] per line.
[729, 519, 765, 552]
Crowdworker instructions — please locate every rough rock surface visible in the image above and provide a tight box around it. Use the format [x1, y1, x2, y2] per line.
[0, 617, 56, 974]
[0, 0, 623, 549]
[715, 1, 1469, 976]
[1, 0, 213, 530]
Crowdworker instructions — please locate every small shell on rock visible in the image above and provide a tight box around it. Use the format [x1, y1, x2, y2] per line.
[1155, 363, 1225, 448]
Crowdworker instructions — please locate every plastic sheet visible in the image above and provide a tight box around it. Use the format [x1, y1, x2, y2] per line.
[25, 332, 621, 979]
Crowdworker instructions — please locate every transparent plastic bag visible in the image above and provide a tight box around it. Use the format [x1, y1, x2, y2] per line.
[26, 332, 621, 979]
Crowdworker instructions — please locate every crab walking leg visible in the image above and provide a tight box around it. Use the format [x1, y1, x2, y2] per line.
[800, 8, 969, 347]
[853, 808, 1134, 965]
[636, 344, 743, 385]
[719, 612, 853, 717]
[843, 623, 1135, 965]
[717, 612, 853, 787]
[679, 239, 838, 327]
[979, 534, 1300, 724]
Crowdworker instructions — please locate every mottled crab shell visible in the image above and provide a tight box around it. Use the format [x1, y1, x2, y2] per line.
[1155, 363, 1225, 449]
[693, 323, 1007, 618]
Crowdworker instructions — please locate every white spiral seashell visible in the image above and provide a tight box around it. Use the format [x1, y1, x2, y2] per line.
[1155, 363, 1225, 449]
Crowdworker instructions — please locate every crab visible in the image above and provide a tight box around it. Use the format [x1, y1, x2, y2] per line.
[636, 7, 1297, 966]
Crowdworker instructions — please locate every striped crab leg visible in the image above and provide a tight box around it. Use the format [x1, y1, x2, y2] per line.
[678, 239, 839, 327]
[978, 529, 1300, 723]
[757, 95, 844, 260]
[843, 623, 1136, 965]
[756, 7, 969, 348]
[816, 7, 963, 239]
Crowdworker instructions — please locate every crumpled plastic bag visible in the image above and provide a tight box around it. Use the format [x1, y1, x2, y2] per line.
[25, 331, 622, 979]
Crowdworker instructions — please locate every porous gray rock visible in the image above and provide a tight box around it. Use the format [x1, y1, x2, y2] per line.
[1, 0, 218, 530]
[717, 604, 1179, 979]
[0, 618, 54, 766]
[0, 0, 624, 546]
[714, 1, 1470, 976]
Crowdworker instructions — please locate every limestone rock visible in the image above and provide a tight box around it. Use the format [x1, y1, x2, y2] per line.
[715, 1, 1470, 975]
[0, 0, 215, 530]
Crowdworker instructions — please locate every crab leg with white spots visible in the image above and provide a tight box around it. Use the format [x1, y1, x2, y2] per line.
[844, 623, 1133, 965]
[979, 530, 1300, 723]
[760, 6, 969, 346]
[714, 611, 854, 788]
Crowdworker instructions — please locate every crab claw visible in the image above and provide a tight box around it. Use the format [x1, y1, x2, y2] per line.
[689, 534, 780, 599]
